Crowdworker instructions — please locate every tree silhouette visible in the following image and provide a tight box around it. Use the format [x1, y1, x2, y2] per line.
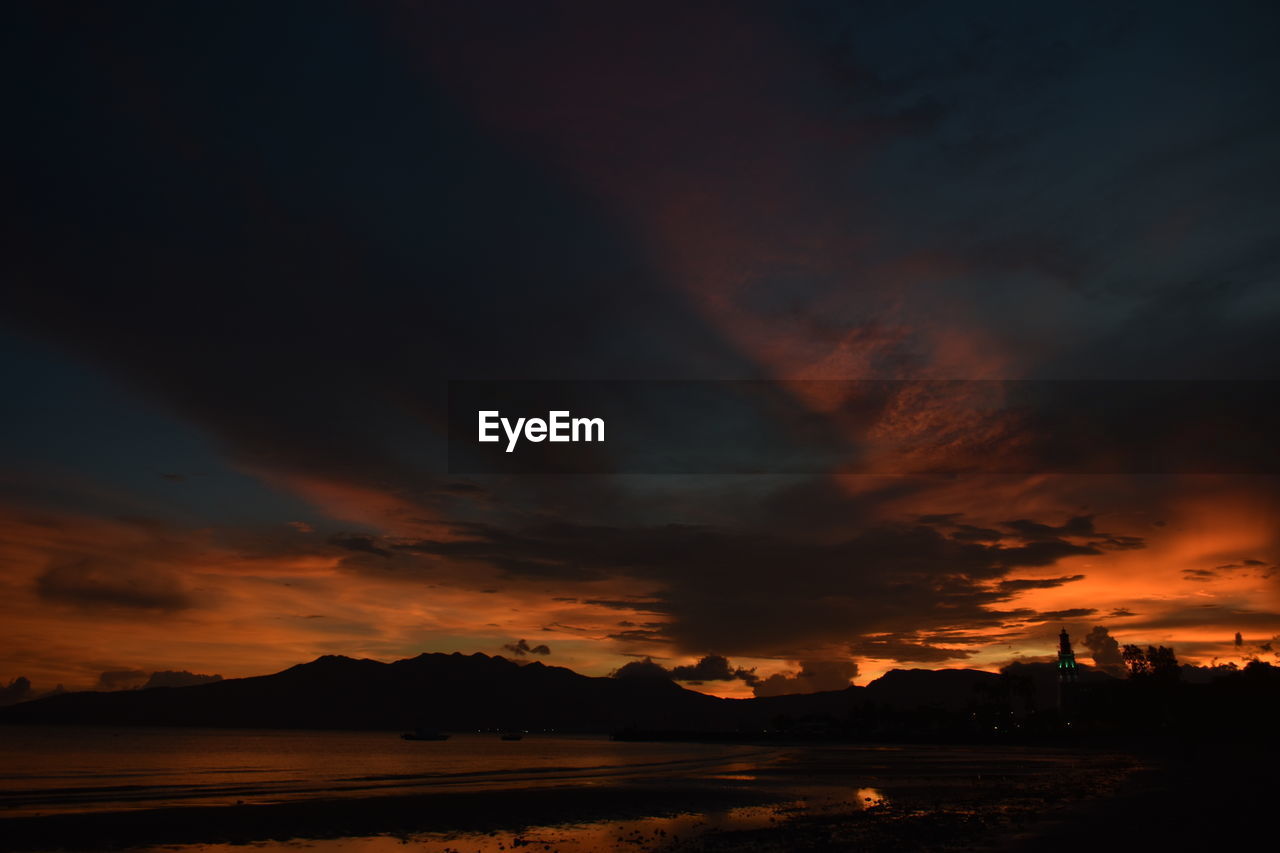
[1148, 645, 1180, 682]
[1122, 644, 1150, 678]
[1122, 644, 1180, 681]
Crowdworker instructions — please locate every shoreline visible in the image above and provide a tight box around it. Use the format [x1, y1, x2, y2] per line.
[0, 743, 1150, 853]
[3, 739, 1268, 852]
[0, 781, 787, 852]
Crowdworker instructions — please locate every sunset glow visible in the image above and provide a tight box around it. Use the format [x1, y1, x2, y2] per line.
[3, 1, 1278, 706]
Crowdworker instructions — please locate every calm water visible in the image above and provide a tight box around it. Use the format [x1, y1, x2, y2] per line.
[0, 728, 1137, 853]
[0, 727, 777, 817]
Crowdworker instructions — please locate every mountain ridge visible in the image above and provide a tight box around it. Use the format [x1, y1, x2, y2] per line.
[0, 652, 1042, 732]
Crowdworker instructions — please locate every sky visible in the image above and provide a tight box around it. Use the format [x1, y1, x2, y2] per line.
[3, 1, 1279, 699]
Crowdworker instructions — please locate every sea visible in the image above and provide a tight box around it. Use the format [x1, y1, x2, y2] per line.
[0, 726, 772, 816]
[0, 726, 1132, 853]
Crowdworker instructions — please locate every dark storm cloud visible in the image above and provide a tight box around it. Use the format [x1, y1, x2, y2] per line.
[607, 619, 670, 644]
[1184, 559, 1276, 582]
[144, 670, 222, 688]
[989, 540, 1102, 567]
[753, 660, 859, 698]
[611, 653, 857, 696]
[608, 628, 668, 643]
[1082, 626, 1125, 676]
[502, 639, 551, 657]
[610, 654, 757, 685]
[582, 599, 666, 613]
[399, 518, 1100, 585]
[1002, 516, 1096, 540]
[36, 559, 193, 612]
[997, 575, 1086, 593]
[329, 534, 392, 559]
[950, 524, 1005, 543]
[386, 515, 1121, 656]
[1038, 608, 1097, 620]
[96, 670, 148, 691]
[610, 658, 672, 680]
[669, 655, 758, 684]
[1088, 536, 1146, 551]
[933, 514, 1141, 549]
[95, 669, 222, 690]
[0, 677, 33, 706]
[848, 636, 978, 663]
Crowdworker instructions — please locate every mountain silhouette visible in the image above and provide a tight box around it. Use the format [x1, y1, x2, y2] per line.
[0, 653, 1027, 732]
[0, 653, 727, 731]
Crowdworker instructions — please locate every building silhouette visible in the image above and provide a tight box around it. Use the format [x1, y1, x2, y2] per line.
[1057, 627, 1078, 715]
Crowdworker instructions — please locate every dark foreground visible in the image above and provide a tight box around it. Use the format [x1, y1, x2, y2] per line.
[0, 740, 1267, 852]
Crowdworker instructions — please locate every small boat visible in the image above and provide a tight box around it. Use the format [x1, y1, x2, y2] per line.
[401, 728, 450, 741]
[500, 731, 524, 741]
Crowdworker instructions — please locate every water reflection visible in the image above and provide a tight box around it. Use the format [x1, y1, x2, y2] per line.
[129, 787, 891, 853]
[0, 728, 774, 816]
[134, 802, 814, 853]
[3, 730, 1128, 853]
[856, 787, 886, 807]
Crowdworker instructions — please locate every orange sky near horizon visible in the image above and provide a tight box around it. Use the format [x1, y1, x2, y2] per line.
[3, 465, 1275, 698]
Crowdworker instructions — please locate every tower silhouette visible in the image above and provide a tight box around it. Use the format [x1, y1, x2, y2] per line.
[1057, 627, 1078, 715]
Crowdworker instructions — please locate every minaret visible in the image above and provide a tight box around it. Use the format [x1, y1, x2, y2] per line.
[1057, 627, 1078, 714]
